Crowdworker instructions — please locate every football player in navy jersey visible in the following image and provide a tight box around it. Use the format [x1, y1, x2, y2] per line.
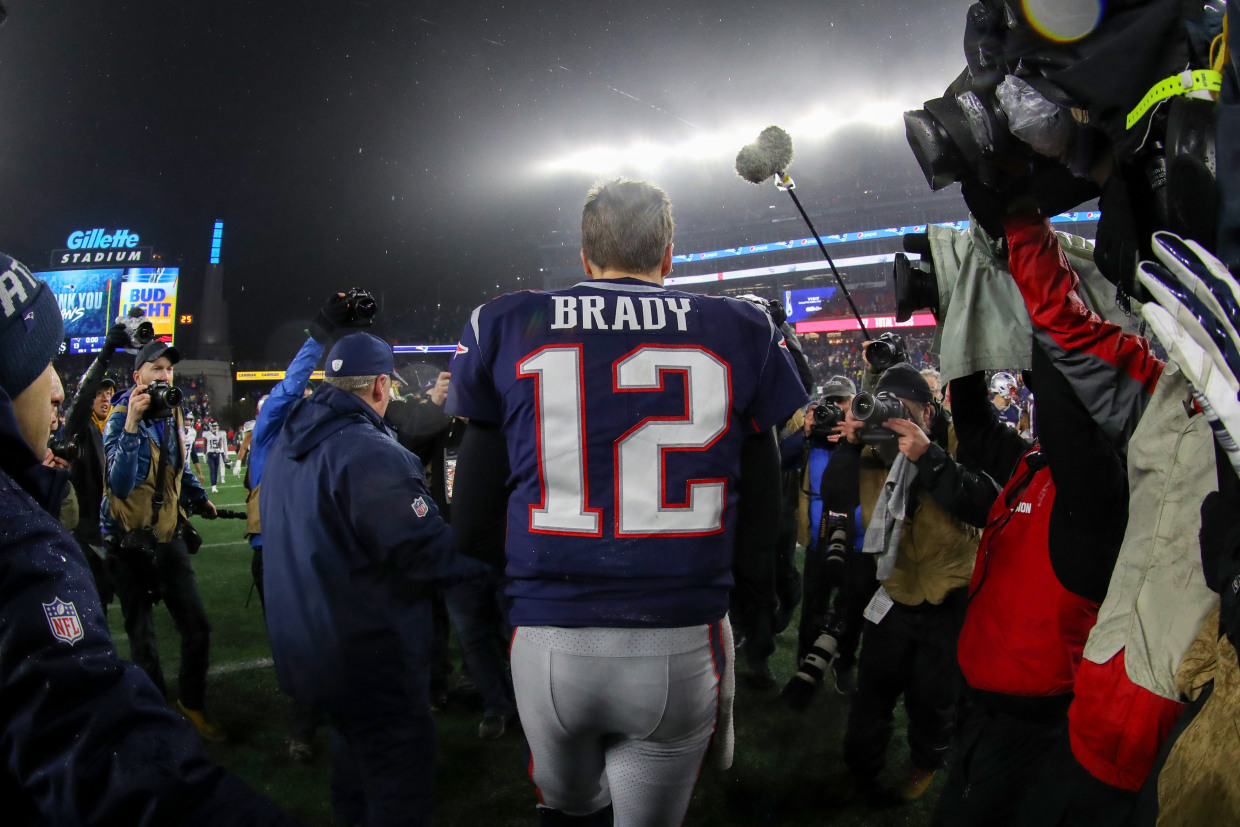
[447, 179, 808, 826]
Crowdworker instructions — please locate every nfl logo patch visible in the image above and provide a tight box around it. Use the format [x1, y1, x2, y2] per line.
[43, 598, 84, 645]
[412, 496, 429, 518]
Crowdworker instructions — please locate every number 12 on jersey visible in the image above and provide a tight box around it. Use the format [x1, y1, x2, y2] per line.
[518, 344, 732, 538]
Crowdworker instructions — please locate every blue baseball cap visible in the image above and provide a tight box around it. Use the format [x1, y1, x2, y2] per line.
[325, 331, 406, 385]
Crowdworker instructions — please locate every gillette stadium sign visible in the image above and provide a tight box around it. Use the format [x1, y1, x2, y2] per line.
[51, 228, 153, 267]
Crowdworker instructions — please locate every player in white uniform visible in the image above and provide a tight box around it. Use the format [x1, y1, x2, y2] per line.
[181, 416, 204, 484]
[203, 421, 228, 493]
[234, 418, 255, 477]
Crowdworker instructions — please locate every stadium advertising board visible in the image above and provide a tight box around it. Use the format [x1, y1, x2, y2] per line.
[795, 313, 937, 334]
[37, 268, 121, 340]
[118, 268, 179, 341]
[50, 227, 153, 267]
[782, 286, 838, 324]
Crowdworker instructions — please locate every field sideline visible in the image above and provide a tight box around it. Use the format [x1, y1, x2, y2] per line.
[104, 476, 944, 825]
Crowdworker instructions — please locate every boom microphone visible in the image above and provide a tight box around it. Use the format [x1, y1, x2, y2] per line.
[733, 126, 870, 339]
[735, 125, 795, 184]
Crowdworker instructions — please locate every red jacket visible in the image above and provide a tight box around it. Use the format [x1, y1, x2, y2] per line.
[958, 452, 1100, 697]
[1006, 214, 1181, 792]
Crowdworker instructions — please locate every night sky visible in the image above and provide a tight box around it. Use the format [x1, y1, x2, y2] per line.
[0, 1, 971, 361]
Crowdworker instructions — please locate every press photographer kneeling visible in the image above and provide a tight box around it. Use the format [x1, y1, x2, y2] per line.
[102, 340, 221, 742]
[826, 355, 997, 804]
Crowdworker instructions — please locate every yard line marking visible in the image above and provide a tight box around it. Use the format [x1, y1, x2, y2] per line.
[201, 540, 250, 549]
[208, 657, 274, 676]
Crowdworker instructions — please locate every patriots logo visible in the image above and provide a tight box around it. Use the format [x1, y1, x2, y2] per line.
[778, 336, 789, 349]
[454, 343, 469, 356]
[412, 496, 429, 518]
[43, 598, 84, 645]
[23, 309, 36, 332]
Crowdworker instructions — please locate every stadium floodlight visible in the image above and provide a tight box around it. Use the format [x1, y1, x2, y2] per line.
[536, 96, 923, 177]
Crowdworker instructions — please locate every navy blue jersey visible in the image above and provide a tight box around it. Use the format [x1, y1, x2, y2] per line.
[447, 278, 808, 627]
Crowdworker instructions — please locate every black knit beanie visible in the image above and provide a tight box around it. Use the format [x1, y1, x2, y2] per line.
[0, 253, 65, 397]
[875, 363, 933, 405]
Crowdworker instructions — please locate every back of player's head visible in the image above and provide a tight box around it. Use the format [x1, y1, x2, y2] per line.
[581, 179, 674, 275]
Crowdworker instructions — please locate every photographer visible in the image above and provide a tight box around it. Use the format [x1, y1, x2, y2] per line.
[794, 376, 872, 694]
[0, 255, 297, 825]
[930, 347, 1127, 826]
[833, 363, 997, 803]
[61, 323, 128, 605]
[102, 340, 220, 743]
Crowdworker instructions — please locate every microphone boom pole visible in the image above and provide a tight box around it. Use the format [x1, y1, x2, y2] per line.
[775, 172, 870, 340]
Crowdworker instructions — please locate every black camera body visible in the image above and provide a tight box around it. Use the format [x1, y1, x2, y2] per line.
[782, 610, 847, 712]
[852, 390, 907, 445]
[143, 380, 183, 420]
[116, 526, 163, 602]
[866, 332, 907, 373]
[808, 401, 844, 444]
[48, 436, 80, 464]
[343, 288, 377, 326]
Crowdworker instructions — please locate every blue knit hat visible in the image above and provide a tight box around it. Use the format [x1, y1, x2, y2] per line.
[0, 253, 64, 397]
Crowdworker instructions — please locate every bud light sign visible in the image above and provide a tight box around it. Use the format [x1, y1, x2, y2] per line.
[118, 268, 179, 342]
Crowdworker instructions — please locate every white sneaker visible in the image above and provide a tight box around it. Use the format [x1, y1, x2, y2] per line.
[211, 485, 218, 493]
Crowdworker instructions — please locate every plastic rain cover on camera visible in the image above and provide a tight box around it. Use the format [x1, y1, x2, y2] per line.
[925, 219, 1134, 382]
[1137, 232, 1240, 475]
[996, 74, 1075, 161]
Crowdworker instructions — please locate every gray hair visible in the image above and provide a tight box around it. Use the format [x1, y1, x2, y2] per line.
[322, 374, 380, 394]
[919, 368, 941, 384]
[581, 179, 674, 275]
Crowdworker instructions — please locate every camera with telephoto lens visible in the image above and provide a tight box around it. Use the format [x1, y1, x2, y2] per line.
[808, 401, 844, 444]
[865, 332, 907, 372]
[852, 390, 908, 445]
[343, 288, 377, 326]
[820, 511, 849, 574]
[142, 380, 183, 420]
[782, 610, 847, 712]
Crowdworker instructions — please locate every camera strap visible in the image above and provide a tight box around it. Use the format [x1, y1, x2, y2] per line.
[149, 425, 172, 530]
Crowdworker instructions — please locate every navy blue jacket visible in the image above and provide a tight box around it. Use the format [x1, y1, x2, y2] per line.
[260, 384, 484, 711]
[0, 386, 298, 826]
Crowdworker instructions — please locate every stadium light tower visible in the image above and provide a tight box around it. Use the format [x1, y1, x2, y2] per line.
[198, 219, 232, 361]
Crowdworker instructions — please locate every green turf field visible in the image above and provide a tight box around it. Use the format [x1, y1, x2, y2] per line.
[106, 474, 944, 825]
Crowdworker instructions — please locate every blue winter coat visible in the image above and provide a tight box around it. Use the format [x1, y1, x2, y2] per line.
[0, 386, 298, 826]
[248, 336, 324, 550]
[260, 383, 484, 711]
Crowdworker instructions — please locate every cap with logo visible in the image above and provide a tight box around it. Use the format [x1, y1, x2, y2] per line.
[134, 340, 182, 370]
[820, 374, 857, 400]
[0, 252, 64, 398]
[325, 331, 406, 385]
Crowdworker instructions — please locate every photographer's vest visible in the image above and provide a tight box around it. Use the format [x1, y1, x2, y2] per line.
[105, 405, 185, 544]
[859, 448, 979, 607]
[245, 478, 261, 538]
[1083, 365, 1220, 700]
[957, 453, 1100, 697]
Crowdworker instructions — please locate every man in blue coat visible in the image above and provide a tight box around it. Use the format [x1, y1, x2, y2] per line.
[260, 330, 484, 827]
[0, 253, 299, 825]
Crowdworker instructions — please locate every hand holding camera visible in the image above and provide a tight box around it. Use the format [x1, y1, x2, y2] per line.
[309, 288, 378, 343]
[124, 381, 184, 432]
